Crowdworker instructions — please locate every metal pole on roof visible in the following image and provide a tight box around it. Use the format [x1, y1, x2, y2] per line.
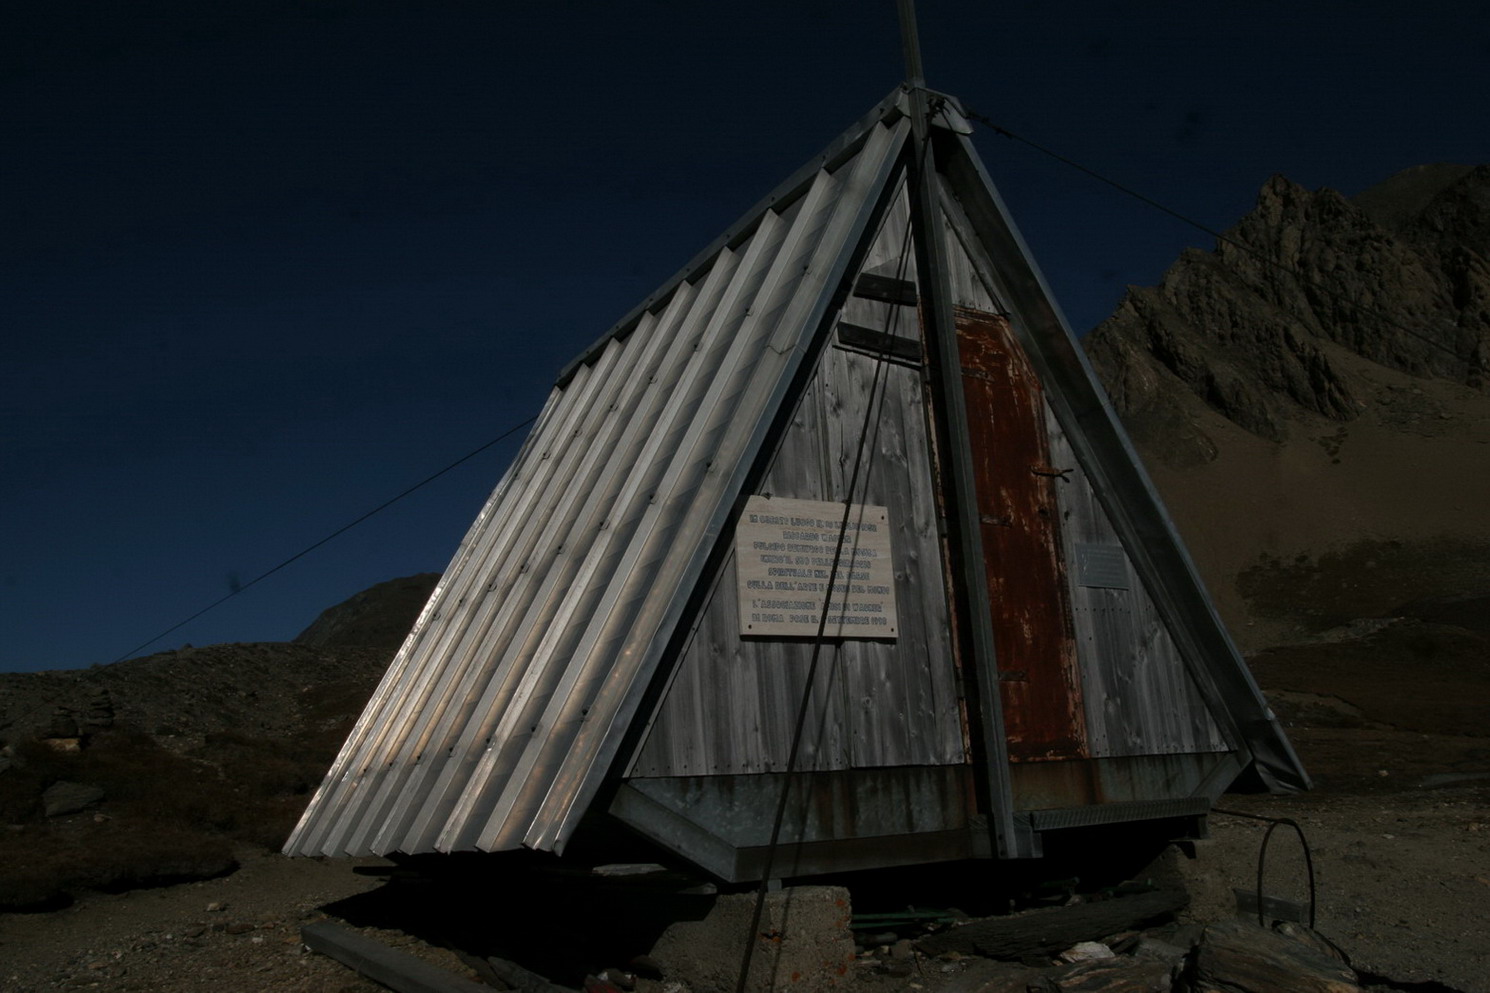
[897, 0, 926, 87]
[896, 0, 1038, 859]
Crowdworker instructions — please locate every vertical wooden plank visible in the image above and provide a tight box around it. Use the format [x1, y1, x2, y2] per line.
[1044, 405, 1230, 758]
[823, 346, 905, 768]
[900, 368, 966, 764]
[878, 364, 933, 767]
[943, 214, 999, 312]
[1044, 418, 1114, 757]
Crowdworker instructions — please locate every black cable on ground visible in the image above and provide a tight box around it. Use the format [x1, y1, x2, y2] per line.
[962, 108, 1487, 378]
[1211, 807, 1318, 929]
[110, 415, 537, 664]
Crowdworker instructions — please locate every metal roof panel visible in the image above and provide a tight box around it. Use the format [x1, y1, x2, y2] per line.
[285, 111, 911, 857]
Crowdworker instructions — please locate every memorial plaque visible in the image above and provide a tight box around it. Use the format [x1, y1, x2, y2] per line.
[735, 495, 898, 639]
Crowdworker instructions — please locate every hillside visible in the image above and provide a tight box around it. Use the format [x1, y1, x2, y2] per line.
[294, 573, 440, 650]
[0, 576, 435, 911]
[1086, 163, 1490, 650]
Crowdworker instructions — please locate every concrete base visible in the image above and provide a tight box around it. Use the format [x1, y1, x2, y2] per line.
[648, 885, 855, 993]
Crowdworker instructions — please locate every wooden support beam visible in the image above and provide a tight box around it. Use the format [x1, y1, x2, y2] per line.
[300, 920, 497, 993]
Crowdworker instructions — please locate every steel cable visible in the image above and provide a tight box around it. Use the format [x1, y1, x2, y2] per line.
[732, 144, 925, 993]
[110, 415, 536, 664]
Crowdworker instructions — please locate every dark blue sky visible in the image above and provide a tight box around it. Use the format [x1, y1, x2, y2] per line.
[3, 0, 1485, 672]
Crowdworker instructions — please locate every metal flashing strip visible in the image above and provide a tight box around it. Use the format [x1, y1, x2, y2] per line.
[1026, 796, 1212, 832]
[908, 88, 1034, 859]
[556, 87, 912, 388]
[284, 110, 913, 860]
[613, 766, 982, 882]
[609, 782, 742, 882]
[531, 119, 911, 854]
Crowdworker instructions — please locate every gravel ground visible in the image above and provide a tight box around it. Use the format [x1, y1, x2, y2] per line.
[3, 772, 1486, 993]
[1176, 781, 1490, 992]
[3, 622, 1484, 993]
[0, 847, 417, 993]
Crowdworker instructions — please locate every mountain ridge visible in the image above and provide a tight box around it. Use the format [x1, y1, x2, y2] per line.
[1085, 162, 1490, 649]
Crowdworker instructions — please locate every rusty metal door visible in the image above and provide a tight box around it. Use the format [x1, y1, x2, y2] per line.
[954, 307, 1086, 762]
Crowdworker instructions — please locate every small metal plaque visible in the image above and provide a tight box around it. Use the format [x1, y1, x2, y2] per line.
[1075, 543, 1130, 590]
[736, 495, 898, 639]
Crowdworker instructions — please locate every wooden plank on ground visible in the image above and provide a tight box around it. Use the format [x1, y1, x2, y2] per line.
[300, 920, 495, 993]
[914, 888, 1188, 960]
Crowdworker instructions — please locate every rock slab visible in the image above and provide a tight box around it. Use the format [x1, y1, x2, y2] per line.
[649, 885, 855, 993]
[42, 781, 105, 817]
[1190, 920, 1361, 993]
[1049, 956, 1173, 992]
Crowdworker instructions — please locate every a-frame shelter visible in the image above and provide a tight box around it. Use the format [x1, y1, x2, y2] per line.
[286, 87, 1307, 880]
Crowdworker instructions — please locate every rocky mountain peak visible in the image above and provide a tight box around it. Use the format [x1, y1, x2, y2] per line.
[294, 573, 439, 650]
[1082, 163, 1490, 654]
[1087, 163, 1488, 462]
[1353, 163, 1475, 231]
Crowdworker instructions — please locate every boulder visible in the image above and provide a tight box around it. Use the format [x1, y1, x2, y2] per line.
[1058, 941, 1117, 964]
[42, 781, 105, 817]
[648, 885, 855, 993]
[1049, 956, 1174, 992]
[1189, 920, 1361, 993]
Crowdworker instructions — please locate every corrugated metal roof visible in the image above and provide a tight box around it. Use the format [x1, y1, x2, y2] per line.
[286, 99, 913, 858]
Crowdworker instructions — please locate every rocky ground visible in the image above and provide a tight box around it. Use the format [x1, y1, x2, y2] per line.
[1181, 782, 1490, 991]
[0, 847, 399, 993]
[1, 781, 1485, 992]
[2, 618, 1485, 992]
